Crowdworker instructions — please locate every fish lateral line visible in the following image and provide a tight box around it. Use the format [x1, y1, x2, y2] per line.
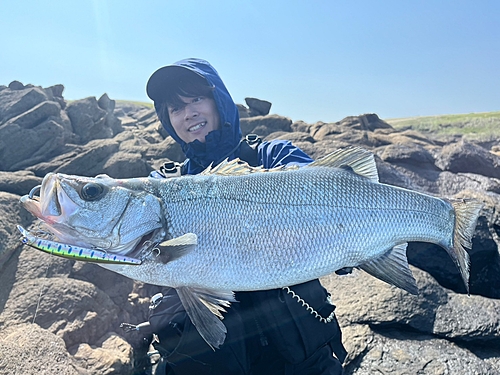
[16, 225, 142, 265]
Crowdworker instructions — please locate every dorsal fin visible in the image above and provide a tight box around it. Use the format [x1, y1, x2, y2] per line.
[308, 146, 379, 183]
[201, 158, 285, 176]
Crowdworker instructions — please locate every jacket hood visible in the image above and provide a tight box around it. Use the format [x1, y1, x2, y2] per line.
[147, 58, 242, 172]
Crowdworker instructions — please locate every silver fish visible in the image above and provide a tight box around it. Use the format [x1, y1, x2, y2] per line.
[19, 147, 483, 349]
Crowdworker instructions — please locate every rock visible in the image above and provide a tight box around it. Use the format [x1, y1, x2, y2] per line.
[133, 108, 157, 123]
[375, 157, 417, 189]
[2, 82, 500, 372]
[375, 143, 442, 187]
[114, 101, 150, 115]
[264, 131, 315, 144]
[0, 224, 155, 374]
[4, 100, 61, 129]
[70, 262, 157, 319]
[291, 120, 312, 134]
[321, 267, 500, 373]
[338, 113, 393, 131]
[240, 114, 292, 137]
[0, 83, 78, 171]
[0, 119, 70, 171]
[309, 121, 344, 141]
[101, 151, 152, 178]
[0, 323, 87, 375]
[71, 333, 134, 374]
[0, 86, 48, 124]
[323, 265, 500, 341]
[433, 292, 500, 340]
[47, 84, 65, 98]
[0, 171, 42, 196]
[245, 97, 272, 116]
[322, 267, 448, 334]
[0, 276, 119, 347]
[0, 191, 34, 268]
[97, 93, 114, 112]
[344, 327, 497, 375]
[43, 139, 119, 176]
[98, 93, 123, 136]
[436, 139, 500, 179]
[45, 85, 66, 109]
[8, 80, 25, 90]
[66, 97, 122, 144]
[378, 143, 436, 167]
[310, 115, 393, 145]
[66, 99, 110, 143]
[236, 103, 250, 118]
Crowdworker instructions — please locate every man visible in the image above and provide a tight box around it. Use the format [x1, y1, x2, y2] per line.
[144, 58, 346, 374]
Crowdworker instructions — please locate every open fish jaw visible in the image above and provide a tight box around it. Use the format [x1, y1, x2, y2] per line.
[20, 172, 165, 255]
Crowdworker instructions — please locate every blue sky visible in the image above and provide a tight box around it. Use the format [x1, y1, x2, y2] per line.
[1, 1, 499, 123]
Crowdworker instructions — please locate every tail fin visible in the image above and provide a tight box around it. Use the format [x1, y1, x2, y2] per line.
[448, 199, 483, 294]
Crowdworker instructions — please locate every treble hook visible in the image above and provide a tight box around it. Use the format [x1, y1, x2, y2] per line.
[28, 185, 42, 199]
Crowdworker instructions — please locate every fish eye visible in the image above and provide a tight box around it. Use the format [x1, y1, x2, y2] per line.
[80, 183, 105, 201]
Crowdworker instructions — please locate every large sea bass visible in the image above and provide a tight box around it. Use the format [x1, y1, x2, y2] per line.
[20, 147, 483, 349]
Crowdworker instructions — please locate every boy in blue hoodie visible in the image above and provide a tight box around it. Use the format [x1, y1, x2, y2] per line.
[144, 58, 346, 374]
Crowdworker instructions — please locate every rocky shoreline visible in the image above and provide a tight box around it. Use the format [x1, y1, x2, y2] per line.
[0, 81, 499, 374]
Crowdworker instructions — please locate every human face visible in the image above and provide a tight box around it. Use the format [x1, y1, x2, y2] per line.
[167, 95, 220, 144]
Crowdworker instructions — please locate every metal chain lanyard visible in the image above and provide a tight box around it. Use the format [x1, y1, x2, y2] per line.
[282, 286, 336, 324]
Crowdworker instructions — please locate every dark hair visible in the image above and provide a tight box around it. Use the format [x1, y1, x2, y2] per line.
[158, 73, 215, 124]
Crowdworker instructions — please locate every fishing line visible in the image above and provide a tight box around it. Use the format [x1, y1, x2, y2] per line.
[32, 263, 50, 325]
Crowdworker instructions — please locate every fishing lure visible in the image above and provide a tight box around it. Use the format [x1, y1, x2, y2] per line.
[17, 225, 142, 265]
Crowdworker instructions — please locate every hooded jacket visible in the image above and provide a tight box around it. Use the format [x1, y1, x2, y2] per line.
[148, 58, 313, 174]
[146, 59, 346, 374]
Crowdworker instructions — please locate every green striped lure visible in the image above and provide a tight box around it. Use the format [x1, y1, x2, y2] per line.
[17, 225, 142, 265]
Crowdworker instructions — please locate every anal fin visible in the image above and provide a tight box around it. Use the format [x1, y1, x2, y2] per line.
[359, 243, 418, 295]
[176, 286, 236, 350]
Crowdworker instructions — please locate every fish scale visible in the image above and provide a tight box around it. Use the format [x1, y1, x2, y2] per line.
[19, 146, 483, 349]
[129, 166, 455, 291]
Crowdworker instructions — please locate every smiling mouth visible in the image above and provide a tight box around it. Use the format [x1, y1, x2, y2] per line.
[188, 122, 207, 132]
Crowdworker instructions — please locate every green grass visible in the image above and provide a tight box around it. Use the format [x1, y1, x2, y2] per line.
[115, 99, 154, 108]
[386, 111, 500, 141]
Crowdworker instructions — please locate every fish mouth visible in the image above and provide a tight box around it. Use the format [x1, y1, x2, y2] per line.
[20, 211, 164, 260]
[20, 177, 166, 259]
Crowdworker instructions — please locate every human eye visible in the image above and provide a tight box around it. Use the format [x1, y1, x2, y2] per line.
[192, 96, 204, 103]
[168, 106, 180, 114]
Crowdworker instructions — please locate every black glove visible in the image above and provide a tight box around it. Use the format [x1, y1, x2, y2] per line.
[148, 288, 188, 354]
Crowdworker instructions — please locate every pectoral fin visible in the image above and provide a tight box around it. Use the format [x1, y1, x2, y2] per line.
[155, 233, 197, 264]
[176, 286, 236, 350]
[359, 243, 418, 295]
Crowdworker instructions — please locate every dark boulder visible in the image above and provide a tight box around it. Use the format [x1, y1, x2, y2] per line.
[436, 139, 500, 179]
[245, 97, 272, 116]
